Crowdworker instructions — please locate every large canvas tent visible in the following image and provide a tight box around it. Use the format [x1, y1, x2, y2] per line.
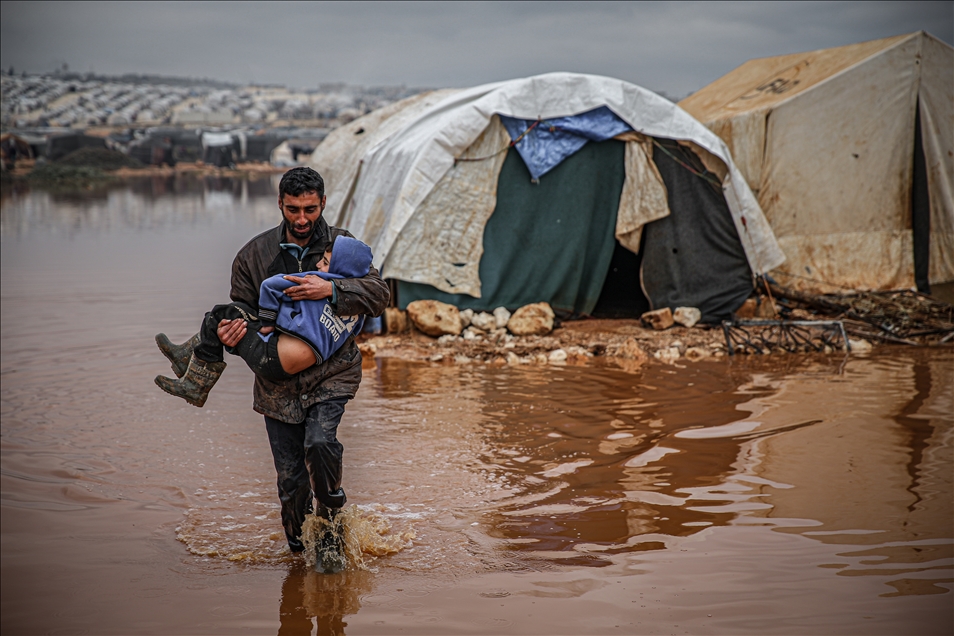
[309, 73, 784, 321]
[679, 32, 953, 295]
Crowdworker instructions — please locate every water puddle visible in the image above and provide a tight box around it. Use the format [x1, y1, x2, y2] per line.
[2, 179, 951, 635]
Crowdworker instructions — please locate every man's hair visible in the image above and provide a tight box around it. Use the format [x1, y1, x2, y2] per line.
[279, 167, 325, 199]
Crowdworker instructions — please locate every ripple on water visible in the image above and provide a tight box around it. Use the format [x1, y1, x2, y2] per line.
[176, 500, 415, 569]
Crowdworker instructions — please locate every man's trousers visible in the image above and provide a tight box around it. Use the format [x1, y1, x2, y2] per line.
[264, 398, 348, 552]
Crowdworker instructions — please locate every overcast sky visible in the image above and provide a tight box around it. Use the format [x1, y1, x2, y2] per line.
[1, 1, 951, 97]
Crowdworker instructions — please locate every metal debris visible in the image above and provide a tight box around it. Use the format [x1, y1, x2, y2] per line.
[768, 284, 954, 345]
[722, 320, 849, 355]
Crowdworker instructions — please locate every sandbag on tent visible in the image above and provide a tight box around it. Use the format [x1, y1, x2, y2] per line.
[680, 31, 954, 295]
[310, 72, 785, 319]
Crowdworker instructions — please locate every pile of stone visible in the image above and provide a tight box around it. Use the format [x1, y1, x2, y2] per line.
[361, 297, 881, 369]
[398, 300, 556, 340]
[639, 306, 702, 330]
[368, 300, 724, 369]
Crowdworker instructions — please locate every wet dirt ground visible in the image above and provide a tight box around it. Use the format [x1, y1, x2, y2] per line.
[2, 178, 951, 635]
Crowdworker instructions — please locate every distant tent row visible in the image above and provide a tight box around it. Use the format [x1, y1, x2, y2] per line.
[126, 129, 202, 165]
[126, 129, 287, 166]
[680, 31, 953, 295]
[310, 73, 784, 322]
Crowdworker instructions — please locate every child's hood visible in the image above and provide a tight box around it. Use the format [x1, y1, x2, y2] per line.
[328, 236, 372, 278]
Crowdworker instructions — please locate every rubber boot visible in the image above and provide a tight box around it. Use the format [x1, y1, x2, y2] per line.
[154, 354, 226, 408]
[316, 504, 346, 574]
[155, 332, 200, 378]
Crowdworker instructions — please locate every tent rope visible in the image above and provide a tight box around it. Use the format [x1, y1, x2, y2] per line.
[650, 139, 722, 188]
[454, 120, 541, 165]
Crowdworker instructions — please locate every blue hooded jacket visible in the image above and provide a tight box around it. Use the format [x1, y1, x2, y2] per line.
[257, 236, 372, 364]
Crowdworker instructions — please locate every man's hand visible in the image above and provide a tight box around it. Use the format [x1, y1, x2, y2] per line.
[283, 274, 333, 301]
[217, 318, 247, 347]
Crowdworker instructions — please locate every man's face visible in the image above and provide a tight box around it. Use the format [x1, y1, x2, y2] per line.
[279, 191, 325, 241]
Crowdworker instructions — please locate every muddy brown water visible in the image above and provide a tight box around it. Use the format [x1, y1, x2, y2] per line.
[2, 178, 951, 635]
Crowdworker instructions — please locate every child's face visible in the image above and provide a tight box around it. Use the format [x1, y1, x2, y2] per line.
[317, 251, 332, 273]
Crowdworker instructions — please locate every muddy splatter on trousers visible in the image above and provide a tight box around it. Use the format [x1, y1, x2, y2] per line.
[265, 397, 348, 552]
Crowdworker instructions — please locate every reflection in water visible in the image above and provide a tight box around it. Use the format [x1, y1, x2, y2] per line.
[362, 354, 952, 606]
[1, 174, 280, 238]
[0, 179, 951, 635]
[279, 563, 373, 636]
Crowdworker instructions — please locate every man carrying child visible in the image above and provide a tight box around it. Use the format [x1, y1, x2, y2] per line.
[157, 167, 389, 568]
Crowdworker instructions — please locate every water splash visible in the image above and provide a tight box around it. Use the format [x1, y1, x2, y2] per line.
[301, 504, 415, 572]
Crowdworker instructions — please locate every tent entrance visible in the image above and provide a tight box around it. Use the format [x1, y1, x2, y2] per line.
[912, 99, 931, 295]
[591, 239, 650, 318]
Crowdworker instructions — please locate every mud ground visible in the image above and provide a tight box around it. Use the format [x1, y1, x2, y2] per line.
[360, 318, 757, 368]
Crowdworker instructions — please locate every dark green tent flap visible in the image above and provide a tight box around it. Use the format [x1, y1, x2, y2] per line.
[398, 139, 626, 315]
[641, 140, 754, 322]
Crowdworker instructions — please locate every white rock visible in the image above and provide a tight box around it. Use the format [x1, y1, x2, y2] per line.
[641, 307, 674, 330]
[684, 346, 710, 361]
[508, 303, 555, 336]
[462, 326, 483, 340]
[406, 300, 462, 337]
[489, 327, 508, 344]
[493, 306, 512, 329]
[548, 349, 568, 362]
[437, 334, 457, 344]
[471, 311, 496, 332]
[848, 339, 872, 353]
[653, 347, 681, 364]
[460, 308, 474, 328]
[673, 306, 702, 328]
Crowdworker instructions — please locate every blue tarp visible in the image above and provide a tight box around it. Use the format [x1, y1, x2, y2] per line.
[499, 106, 632, 180]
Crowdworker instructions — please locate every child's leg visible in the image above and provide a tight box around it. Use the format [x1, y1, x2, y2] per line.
[192, 304, 238, 363]
[201, 302, 292, 383]
[232, 328, 293, 384]
[192, 302, 312, 382]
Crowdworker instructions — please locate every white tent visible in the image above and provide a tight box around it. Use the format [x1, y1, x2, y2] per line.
[310, 72, 784, 306]
[679, 32, 953, 294]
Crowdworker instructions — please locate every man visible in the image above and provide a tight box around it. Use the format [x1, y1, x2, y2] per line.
[218, 167, 389, 565]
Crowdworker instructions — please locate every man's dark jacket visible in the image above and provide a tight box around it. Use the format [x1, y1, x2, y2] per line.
[230, 217, 389, 423]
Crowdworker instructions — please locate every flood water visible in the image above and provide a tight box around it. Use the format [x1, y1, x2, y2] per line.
[2, 177, 952, 635]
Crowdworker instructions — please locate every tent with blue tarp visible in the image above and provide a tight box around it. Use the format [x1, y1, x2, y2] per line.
[309, 73, 785, 321]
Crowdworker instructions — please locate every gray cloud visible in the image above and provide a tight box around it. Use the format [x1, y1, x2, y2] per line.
[2, 1, 951, 96]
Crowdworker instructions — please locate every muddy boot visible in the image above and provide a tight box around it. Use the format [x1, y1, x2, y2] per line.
[316, 507, 346, 574]
[155, 332, 200, 378]
[154, 354, 226, 408]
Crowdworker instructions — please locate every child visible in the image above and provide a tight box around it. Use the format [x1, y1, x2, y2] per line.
[155, 235, 371, 407]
